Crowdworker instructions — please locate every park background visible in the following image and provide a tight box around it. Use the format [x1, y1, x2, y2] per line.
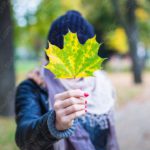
[0, 0, 150, 150]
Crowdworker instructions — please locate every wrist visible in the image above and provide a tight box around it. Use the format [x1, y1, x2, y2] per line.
[47, 110, 76, 139]
[55, 119, 71, 131]
[55, 120, 63, 130]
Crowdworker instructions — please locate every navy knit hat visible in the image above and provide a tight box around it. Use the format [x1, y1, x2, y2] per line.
[47, 10, 95, 49]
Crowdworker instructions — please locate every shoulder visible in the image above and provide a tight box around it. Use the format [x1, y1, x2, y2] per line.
[15, 79, 44, 113]
[16, 79, 41, 95]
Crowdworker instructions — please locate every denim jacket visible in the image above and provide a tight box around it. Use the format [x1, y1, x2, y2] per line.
[15, 79, 119, 150]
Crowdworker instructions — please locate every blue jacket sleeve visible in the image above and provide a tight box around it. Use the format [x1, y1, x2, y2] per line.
[15, 79, 76, 150]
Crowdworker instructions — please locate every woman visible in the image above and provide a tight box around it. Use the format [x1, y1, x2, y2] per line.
[15, 10, 119, 150]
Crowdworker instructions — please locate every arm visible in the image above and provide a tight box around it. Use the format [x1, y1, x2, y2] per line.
[15, 79, 75, 150]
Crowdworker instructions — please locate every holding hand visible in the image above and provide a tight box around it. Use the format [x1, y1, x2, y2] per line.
[54, 89, 88, 130]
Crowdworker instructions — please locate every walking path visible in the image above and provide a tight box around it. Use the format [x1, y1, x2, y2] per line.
[116, 99, 150, 150]
[114, 72, 150, 150]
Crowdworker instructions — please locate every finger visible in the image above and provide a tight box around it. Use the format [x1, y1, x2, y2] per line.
[58, 97, 86, 109]
[65, 110, 86, 122]
[63, 104, 85, 115]
[54, 97, 86, 110]
[55, 89, 85, 100]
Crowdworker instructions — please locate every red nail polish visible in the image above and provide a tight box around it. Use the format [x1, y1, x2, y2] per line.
[84, 93, 89, 97]
[85, 109, 87, 112]
[85, 100, 87, 104]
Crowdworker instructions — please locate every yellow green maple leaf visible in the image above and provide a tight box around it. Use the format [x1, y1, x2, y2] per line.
[45, 31, 105, 78]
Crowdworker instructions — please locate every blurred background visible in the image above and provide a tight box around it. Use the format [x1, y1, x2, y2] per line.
[0, 0, 150, 149]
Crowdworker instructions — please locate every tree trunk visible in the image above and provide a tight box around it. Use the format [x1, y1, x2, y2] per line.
[0, 0, 15, 116]
[127, 29, 143, 83]
[111, 0, 143, 83]
[126, 0, 143, 83]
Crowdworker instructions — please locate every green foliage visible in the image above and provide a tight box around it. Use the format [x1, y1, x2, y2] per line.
[81, 0, 150, 49]
[45, 32, 104, 78]
[82, 0, 116, 32]
[12, 0, 150, 56]
[13, 0, 85, 55]
[135, 5, 150, 47]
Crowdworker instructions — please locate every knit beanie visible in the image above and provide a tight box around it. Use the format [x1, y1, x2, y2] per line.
[47, 10, 95, 49]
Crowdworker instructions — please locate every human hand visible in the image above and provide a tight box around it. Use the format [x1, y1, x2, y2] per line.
[27, 69, 45, 87]
[54, 89, 88, 130]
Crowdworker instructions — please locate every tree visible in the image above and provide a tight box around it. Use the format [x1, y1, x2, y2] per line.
[82, 0, 150, 83]
[0, 0, 15, 116]
[111, 0, 144, 83]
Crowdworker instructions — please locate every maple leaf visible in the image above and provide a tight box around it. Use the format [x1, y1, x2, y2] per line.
[45, 31, 105, 78]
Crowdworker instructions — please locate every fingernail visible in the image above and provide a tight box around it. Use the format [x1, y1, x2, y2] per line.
[85, 100, 87, 104]
[85, 110, 87, 112]
[85, 105, 87, 108]
[84, 93, 89, 97]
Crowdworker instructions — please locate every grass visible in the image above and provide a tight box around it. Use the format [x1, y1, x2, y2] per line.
[0, 117, 18, 150]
